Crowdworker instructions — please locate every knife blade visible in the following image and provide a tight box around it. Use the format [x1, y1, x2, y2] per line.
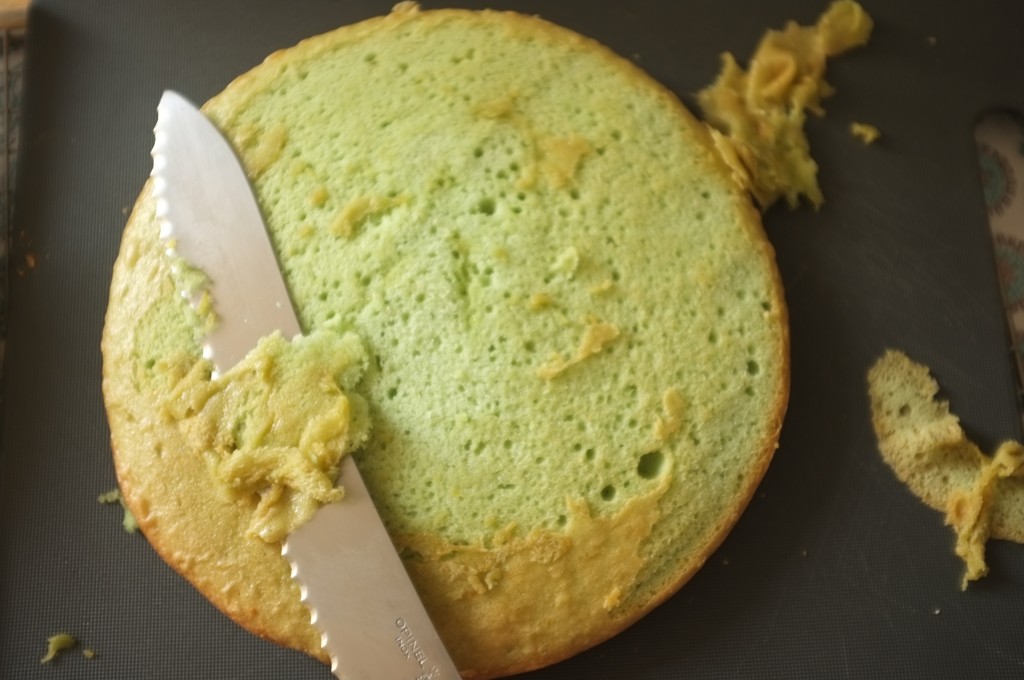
[151, 90, 461, 680]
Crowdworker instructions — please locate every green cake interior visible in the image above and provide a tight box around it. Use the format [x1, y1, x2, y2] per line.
[109, 7, 788, 678]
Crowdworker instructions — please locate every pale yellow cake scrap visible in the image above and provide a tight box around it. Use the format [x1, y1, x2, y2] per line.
[868, 350, 1024, 588]
[698, 0, 873, 209]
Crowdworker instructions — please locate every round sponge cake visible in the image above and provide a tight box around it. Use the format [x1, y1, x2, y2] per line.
[102, 4, 789, 678]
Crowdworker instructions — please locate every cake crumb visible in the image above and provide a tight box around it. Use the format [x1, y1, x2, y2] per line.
[527, 292, 554, 311]
[330, 194, 406, 237]
[698, 0, 873, 209]
[538, 135, 591, 189]
[550, 246, 580, 278]
[308, 185, 330, 207]
[98, 489, 139, 533]
[602, 586, 623, 610]
[850, 122, 880, 144]
[391, 1, 420, 16]
[238, 123, 288, 178]
[538, 318, 619, 379]
[653, 388, 685, 441]
[41, 633, 76, 664]
[160, 330, 371, 543]
[475, 92, 518, 119]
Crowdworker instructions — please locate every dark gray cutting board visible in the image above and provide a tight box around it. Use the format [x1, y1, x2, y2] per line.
[3, 1, 1023, 678]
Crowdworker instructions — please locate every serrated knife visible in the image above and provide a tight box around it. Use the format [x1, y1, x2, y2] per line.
[151, 90, 461, 680]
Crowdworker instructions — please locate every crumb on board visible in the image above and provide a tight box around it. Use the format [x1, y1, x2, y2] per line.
[850, 122, 881, 144]
[98, 489, 139, 533]
[40, 633, 76, 664]
[697, 0, 874, 210]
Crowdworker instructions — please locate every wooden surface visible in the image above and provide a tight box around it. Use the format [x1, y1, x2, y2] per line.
[0, 0, 27, 30]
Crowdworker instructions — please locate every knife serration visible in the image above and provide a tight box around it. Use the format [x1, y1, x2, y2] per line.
[284, 457, 462, 680]
[151, 90, 461, 680]
[152, 90, 301, 373]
